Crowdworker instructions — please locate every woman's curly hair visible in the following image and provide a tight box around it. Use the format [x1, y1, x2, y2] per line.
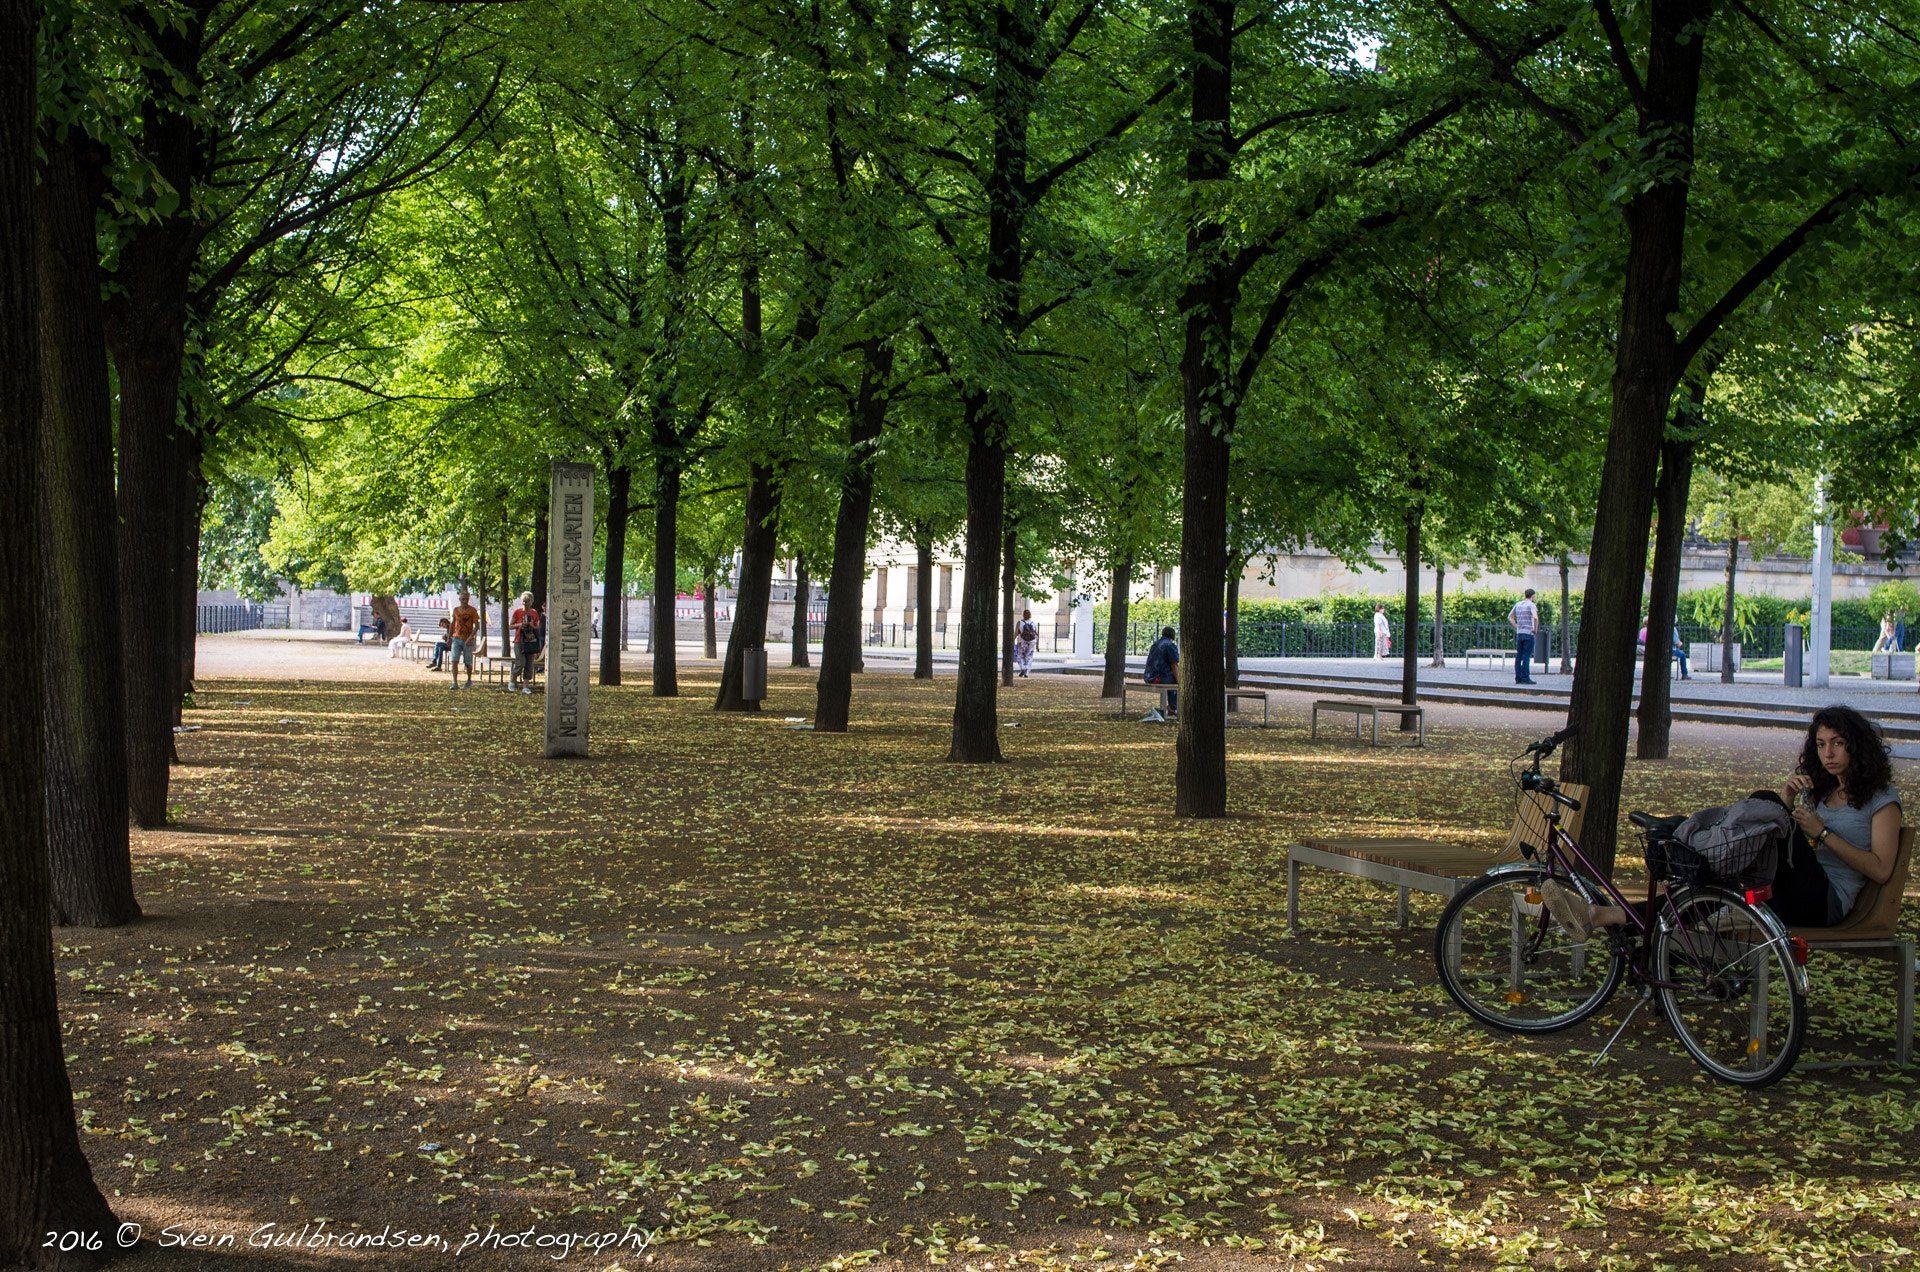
[1798, 705, 1893, 809]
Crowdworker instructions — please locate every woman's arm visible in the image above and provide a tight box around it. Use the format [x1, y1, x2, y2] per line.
[1816, 803, 1902, 885]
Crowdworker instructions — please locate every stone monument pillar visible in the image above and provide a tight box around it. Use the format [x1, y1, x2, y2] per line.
[545, 462, 595, 757]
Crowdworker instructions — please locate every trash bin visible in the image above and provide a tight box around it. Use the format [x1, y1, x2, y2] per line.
[743, 648, 768, 700]
[1784, 624, 1803, 688]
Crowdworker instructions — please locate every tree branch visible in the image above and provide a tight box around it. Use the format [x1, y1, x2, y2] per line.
[1590, 0, 1650, 118]
[1431, 1, 1584, 145]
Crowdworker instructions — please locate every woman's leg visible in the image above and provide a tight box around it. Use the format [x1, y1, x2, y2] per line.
[1767, 833, 1835, 926]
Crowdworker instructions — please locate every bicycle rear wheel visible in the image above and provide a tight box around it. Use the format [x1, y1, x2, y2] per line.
[1433, 867, 1625, 1033]
[1654, 888, 1807, 1087]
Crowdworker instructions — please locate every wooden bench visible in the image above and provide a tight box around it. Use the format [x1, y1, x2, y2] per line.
[1310, 698, 1425, 747]
[1792, 827, 1914, 1068]
[1117, 683, 1269, 727]
[1286, 784, 1589, 933]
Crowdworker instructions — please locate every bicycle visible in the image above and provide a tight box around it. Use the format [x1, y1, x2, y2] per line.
[1432, 726, 1811, 1087]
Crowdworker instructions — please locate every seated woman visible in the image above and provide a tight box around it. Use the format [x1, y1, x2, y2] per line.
[387, 618, 414, 658]
[1546, 704, 1901, 934]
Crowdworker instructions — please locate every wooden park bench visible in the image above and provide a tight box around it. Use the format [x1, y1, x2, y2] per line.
[1310, 699, 1425, 748]
[1117, 682, 1270, 727]
[1286, 783, 1589, 933]
[1792, 827, 1914, 1068]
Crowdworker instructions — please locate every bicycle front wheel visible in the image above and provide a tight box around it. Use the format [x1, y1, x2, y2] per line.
[1654, 888, 1807, 1087]
[1433, 868, 1625, 1033]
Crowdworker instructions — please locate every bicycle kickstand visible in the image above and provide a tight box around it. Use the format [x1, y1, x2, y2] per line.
[1590, 988, 1652, 1069]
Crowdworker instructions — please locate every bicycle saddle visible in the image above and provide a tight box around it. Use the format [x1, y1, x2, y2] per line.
[1628, 810, 1686, 832]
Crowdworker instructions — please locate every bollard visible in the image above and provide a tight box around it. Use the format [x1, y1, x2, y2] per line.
[1784, 623, 1803, 688]
[743, 648, 768, 700]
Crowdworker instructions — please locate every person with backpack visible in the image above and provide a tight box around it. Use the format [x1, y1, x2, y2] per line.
[510, 591, 544, 695]
[1014, 608, 1039, 678]
[1143, 625, 1179, 722]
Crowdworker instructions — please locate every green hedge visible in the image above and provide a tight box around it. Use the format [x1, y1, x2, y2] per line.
[1114, 588, 1580, 629]
[1108, 589, 1869, 632]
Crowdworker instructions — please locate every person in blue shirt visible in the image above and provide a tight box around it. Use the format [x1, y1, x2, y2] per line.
[1144, 626, 1179, 720]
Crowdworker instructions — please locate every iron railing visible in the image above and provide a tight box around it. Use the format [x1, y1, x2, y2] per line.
[197, 603, 266, 634]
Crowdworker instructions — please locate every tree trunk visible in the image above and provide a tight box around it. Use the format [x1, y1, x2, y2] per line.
[791, 550, 811, 668]
[914, 533, 934, 678]
[947, 396, 1005, 762]
[369, 596, 401, 643]
[1558, 556, 1573, 673]
[1430, 563, 1446, 668]
[499, 548, 510, 658]
[1226, 568, 1241, 686]
[531, 506, 548, 611]
[1000, 527, 1017, 688]
[599, 463, 630, 687]
[3, 6, 123, 1242]
[1102, 553, 1132, 697]
[1561, 0, 1711, 876]
[651, 457, 680, 697]
[1639, 435, 1695, 757]
[703, 567, 718, 660]
[38, 128, 137, 928]
[174, 446, 202, 720]
[815, 341, 891, 732]
[717, 462, 780, 710]
[1401, 505, 1422, 730]
[476, 573, 488, 652]
[1174, 0, 1236, 818]
[1721, 515, 1738, 684]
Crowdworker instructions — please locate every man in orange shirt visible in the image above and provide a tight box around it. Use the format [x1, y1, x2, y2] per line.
[448, 589, 481, 689]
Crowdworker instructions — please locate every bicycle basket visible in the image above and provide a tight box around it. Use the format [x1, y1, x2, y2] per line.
[1648, 826, 1778, 890]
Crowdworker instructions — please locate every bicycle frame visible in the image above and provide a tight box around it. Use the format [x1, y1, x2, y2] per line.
[1482, 804, 1808, 1000]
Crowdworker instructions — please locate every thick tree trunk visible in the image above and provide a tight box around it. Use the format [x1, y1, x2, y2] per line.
[791, 550, 811, 668]
[703, 568, 718, 660]
[1562, 0, 1710, 876]
[2, 7, 123, 1245]
[174, 448, 202, 720]
[717, 462, 780, 710]
[368, 596, 401, 643]
[108, 348, 186, 829]
[38, 129, 137, 929]
[1102, 553, 1132, 697]
[598, 463, 630, 687]
[1721, 516, 1738, 684]
[1174, 0, 1236, 818]
[947, 397, 1005, 762]
[651, 459, 680, 696]
[1226, 569, 1240, 687]
[914, 533, 934, 678]
[1639, 435, 1695, 757]
[1000, 527, 1016, 688]
[102, 7, 202, 832]
[531, 506, 548, 611]
[1558, 557, 1573, 673]
[1430, 563, 1447, 668]
[815, 342, 891, 732]
[1401, 506, 1422, 730]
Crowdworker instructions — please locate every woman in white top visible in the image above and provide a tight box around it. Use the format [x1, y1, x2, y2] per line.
[387, 618, 413, 658]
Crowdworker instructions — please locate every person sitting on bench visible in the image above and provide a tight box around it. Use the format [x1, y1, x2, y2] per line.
[1546, 705, 1901, 935]
[1143, 626, 1179, 722]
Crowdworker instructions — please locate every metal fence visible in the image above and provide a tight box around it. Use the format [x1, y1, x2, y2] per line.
[197, 603, 267, 634]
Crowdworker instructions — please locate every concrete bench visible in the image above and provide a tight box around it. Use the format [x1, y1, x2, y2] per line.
[1286, 784, 1588, 932]
[1872, 652, 1916, 680]
[1792, 827, 1914, 1068]
[1117, 683, 1269, 726]
[1310, 698, 1425, 747]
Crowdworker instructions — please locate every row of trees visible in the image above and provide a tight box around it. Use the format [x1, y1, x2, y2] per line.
[10, 0, 1920, 1257]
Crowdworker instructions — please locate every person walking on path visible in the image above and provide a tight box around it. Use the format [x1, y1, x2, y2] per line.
[1874, 613, 1897, 653]
[1143, 625, 1180, 722]
[1508, 589, 1540, 684]
[448, 589, 481, 689]
[1372, 603, 1391, 660]
[1014, 609, 1039, 678]
[510, 592, 544, 694]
